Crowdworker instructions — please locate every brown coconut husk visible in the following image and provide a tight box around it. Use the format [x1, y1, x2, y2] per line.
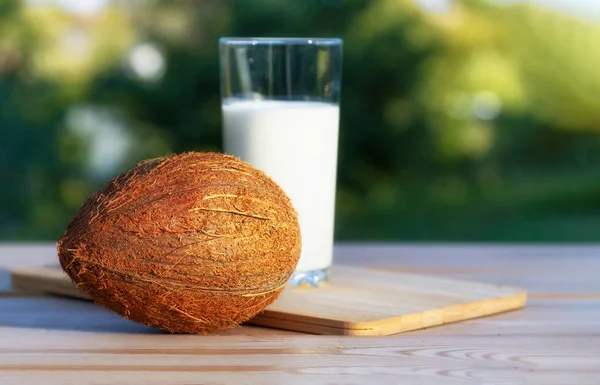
[57, 152, 301, 333]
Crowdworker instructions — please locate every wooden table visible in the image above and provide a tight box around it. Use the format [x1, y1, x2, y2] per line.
[0, 243, 598, 384]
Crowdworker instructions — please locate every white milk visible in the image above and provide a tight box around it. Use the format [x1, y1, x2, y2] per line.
[222, 99, 339, 272]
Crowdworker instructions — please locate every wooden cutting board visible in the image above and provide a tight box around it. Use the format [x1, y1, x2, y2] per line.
[10, 265, 526, 336]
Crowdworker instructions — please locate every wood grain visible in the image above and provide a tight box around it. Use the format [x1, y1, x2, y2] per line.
[0, 298, 598, 385]
[10, 265, 526, 336]
[0, 243, 598, 385]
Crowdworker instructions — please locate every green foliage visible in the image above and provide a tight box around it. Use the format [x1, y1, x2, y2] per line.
[3, 0, 600, 241]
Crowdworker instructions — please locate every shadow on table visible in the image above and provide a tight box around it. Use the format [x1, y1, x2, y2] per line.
[0, 268, 10, 292]
[0, 271, 164, 334]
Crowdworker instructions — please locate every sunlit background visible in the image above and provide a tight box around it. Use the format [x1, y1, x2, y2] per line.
[2, 0, 600, 242]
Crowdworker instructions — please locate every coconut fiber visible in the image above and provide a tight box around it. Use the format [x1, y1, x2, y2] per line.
[57, 152, 301, 333]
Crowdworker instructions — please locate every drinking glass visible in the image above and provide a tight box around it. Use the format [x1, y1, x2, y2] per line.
[219, 37, 342, 287]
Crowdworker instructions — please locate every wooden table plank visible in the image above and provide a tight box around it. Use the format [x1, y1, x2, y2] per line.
[0, 297, 598, 344]
[0, 243, 599, 384]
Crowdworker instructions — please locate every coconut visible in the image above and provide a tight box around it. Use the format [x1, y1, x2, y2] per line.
[57, 151, 301, 333]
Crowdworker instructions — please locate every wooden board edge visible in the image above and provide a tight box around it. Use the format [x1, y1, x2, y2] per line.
[247, 314, 377, 336]
[254, 290, 528, 336]
[377, 290, 528, 336]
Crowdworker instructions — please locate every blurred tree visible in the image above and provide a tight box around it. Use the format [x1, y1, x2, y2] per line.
[0, 0, 137, 238]
[0, 0, 75, 239]
[3, 0, 600, 241]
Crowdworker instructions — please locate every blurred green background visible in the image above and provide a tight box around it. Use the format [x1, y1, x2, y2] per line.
[2, 0, 600, 242]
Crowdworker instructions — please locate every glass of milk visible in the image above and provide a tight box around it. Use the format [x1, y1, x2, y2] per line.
[219, 37, 342, 287]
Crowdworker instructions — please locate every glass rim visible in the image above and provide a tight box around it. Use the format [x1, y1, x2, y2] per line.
[219, 37, 342, 46]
